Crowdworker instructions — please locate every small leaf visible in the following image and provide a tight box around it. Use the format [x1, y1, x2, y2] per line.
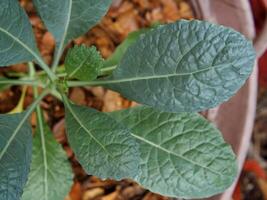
[63, 97, 139, 180]
[110, 106, 238, 199]
[65, 45, 104, 81]
[33, 0, 112, 64]
[22, 111, 73, 200]
[106, 20, 256, 112]
[0, 0, 40, 66]
[0, 112, 32, 200]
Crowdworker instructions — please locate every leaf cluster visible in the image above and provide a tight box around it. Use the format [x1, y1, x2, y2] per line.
[0, 1, 256, 200]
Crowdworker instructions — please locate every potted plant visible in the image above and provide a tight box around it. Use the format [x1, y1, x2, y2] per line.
[0, 0, 261, 199]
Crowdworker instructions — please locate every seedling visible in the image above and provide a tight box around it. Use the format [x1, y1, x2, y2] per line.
[0, 1, 255, 200]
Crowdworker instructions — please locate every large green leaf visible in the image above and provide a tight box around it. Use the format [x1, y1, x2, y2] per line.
[110, 106, 238, 199]
[22, 110, 73, 200]
[0, 112, 32, 200]
[106, 20, 256, 112]
[65, 45, 104, 81]
[63, 96, 139, 180]
[0, 0, 40, 66]
[33, 0, 112, 65]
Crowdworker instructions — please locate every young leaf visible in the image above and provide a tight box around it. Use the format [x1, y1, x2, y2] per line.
[0, 0, 40, 66]
[33, 0, 112, 66]
[63, 96, 139, 180]
[0, 112, 32, 200]
[106, 20, 256, 113]
[110, 106, 238, 199]
[22, 111, 73, 200]
[65, 45, 104, 81]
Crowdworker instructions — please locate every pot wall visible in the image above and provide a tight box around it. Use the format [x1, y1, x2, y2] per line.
[189, 0, 258, 199]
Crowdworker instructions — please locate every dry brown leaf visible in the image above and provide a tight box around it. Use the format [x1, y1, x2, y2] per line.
[82, 188, 105, 200]
[68, 182, 82, 200]
[101, 191, 119, 200]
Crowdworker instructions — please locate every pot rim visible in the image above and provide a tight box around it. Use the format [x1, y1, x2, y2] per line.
[189, 1, 259, 199]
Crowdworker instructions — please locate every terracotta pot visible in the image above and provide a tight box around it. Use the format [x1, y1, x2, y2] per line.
[189, 0, 265, 199]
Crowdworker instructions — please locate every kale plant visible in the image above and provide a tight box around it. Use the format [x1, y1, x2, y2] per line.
[0, 0, 256, 199]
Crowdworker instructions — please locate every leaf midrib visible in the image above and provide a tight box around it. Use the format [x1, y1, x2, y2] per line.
[64, 99, 113, 158]
[69, 51, 92, 78]
[106, 63, 231, 85]
[0, 27, 42, 65]
[131, 133, 222, 176]
[55, 0, 72, 62]
[36, 108, 48, 200]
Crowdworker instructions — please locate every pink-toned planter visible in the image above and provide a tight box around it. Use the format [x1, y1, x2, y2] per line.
[189, 0, 264, 199]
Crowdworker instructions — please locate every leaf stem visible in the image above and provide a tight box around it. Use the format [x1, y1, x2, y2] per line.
[27, 90, 50, 117]
[51, 0, 72, 73]
[67, 80, 107, 87]
[28, 63, 50, 115]
[0, 79, 40, 86]
[32, 66, 49, 200]
[37, 59, 58, 82]
[99, 65, 117, 75]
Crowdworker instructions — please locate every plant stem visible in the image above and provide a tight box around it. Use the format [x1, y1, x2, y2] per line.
[28, 62, 35, 77]
[99, 65, 117, 76]
[0, 79, 40, 86]
[57, 73, 67, 78]
[6, 71, 27, 78]
[66, 65, 119, 87]
[32, 65, 49, 198]
[66, 80, 102, 87]
[36, 57, 58, 82]
[27, 89, 50, 115]
[67, 77, 126, 87]
[100, 65, 117, 73]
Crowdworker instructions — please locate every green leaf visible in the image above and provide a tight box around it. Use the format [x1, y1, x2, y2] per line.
[63, 96, 139, 180]
[106, 20, 256, 112]
[33, 0, 112, 66]
[65, 45, 104, 81]
[110, 106, 238, 199]
[103, 28, 151, 68]
[22, 111, 73, 200]
[0, 0, 40, 66]
[0, 112, 32, 200]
